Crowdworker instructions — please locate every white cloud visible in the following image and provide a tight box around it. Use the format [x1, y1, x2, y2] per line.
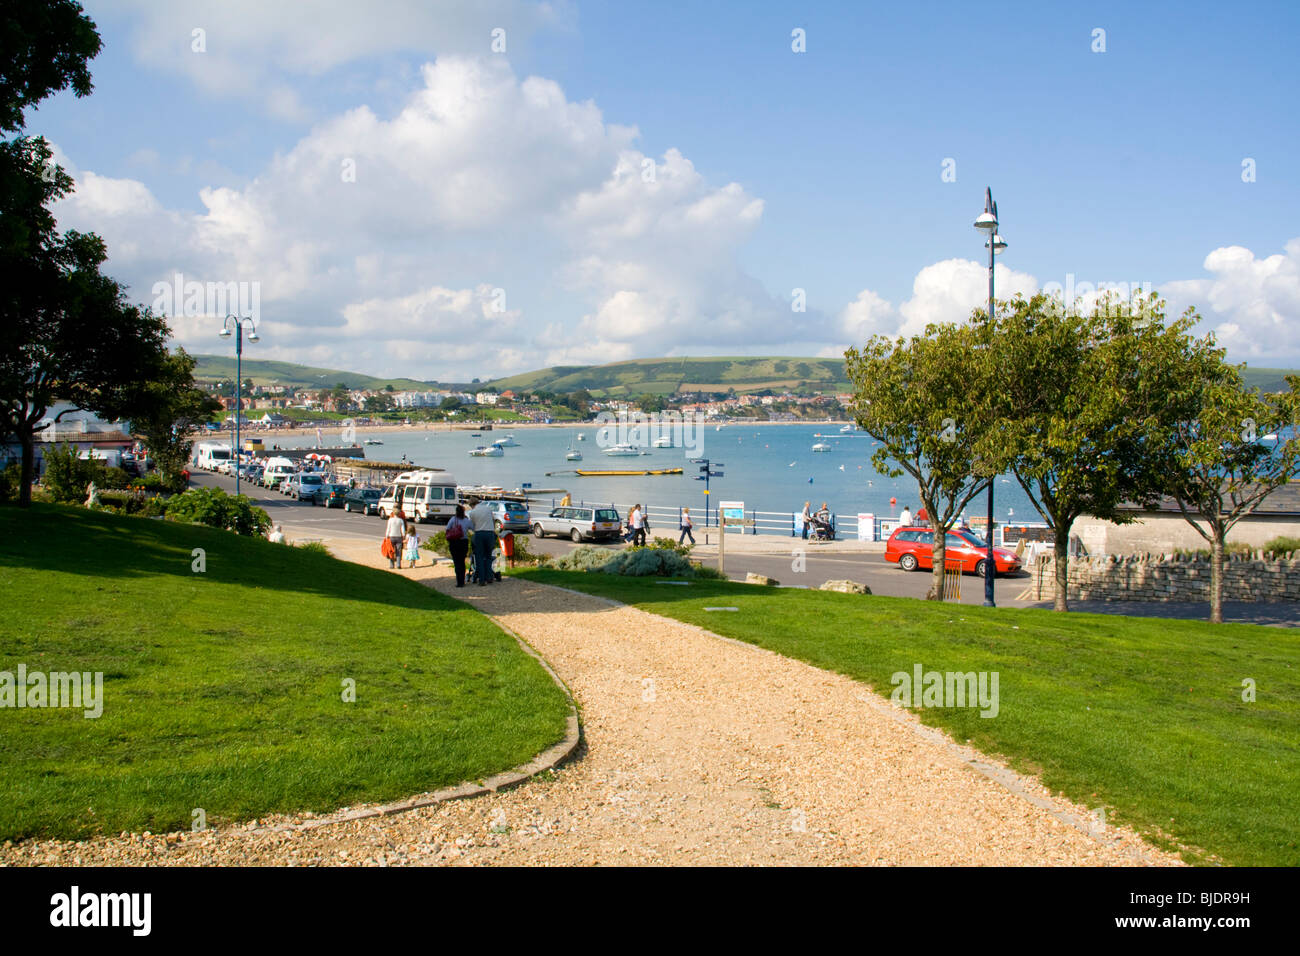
[102, 0, 573, 119]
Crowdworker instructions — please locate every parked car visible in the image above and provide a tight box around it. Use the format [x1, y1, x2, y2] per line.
[489, 500, 531, 533]
[884, 526, 1022, 576]
[293, 473, 324, 501]
[533, 505, 622, 543]
[315, 482, 350, 508]
[343, 487, 382, 515]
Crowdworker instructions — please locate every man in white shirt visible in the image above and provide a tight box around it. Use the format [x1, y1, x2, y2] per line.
[899, 505, 912, 527]
[468, 499, 497, 584]
[267, 525, 286, 544]
[384, 511, 405, 568]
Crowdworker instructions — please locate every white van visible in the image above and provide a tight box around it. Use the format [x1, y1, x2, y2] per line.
[378, 470, 458, 523]
[194, 442, 233, 471]
[262, 457, 297, 490]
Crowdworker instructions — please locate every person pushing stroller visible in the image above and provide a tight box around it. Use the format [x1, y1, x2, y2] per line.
[810, 502, 835, 541]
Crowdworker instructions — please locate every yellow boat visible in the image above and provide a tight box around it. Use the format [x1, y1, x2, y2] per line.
[574, 467, 684, 477]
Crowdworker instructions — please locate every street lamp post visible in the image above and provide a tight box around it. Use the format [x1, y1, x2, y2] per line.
[218, 315, 259, 497]
[973, 187, 1007, 607]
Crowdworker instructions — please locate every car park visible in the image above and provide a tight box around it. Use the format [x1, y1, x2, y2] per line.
[884, 526, 1022, 576]
[533, 505, 622, 543]
[343, 487, 382, 515]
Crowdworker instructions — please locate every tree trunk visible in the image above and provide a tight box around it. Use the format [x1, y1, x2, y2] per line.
[1053, 533, 1070, 612]
[1210, 530, 1225, 625]
[927, 534, 947, 601]
[18, 428, 35, 509]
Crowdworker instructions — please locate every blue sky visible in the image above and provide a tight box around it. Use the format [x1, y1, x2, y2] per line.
[32, 0, 1300, 379]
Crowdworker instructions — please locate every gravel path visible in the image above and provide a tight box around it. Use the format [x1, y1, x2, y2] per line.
[1, 542, 1183, 866]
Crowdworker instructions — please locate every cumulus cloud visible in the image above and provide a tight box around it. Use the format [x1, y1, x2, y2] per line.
[1161, 240, 1300, 360]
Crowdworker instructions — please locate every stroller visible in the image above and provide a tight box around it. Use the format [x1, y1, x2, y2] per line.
[468, 541, 504, 582]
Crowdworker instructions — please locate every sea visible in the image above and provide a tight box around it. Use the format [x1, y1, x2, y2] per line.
[259, 423, 1041, 531]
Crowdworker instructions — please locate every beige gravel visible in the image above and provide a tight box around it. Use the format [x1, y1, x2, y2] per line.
[1, 539, 1184, 866]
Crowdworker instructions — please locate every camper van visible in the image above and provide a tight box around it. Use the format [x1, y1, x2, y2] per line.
[261, 457, 297, 490]
[377, 470, 458, 523]
[194, 442, 233, 471]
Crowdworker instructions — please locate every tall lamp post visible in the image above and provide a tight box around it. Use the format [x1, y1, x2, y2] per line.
[219, 315, 259, 497]
[973, 188, 1007, 607]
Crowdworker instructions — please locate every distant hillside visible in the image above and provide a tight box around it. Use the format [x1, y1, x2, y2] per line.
[1239, 367, 1299, 393]
[484, 356, 852, 397]
[192, 355, 432, 391]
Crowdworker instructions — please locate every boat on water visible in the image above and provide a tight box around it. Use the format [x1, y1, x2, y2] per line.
[603, 443, 645, 457]
[468, 445, 505, 457]
[812, 442, 833, 452]
[576, 433, 585, 441]
[565, 448, 583, 461]
[652, 436, 673, 448]
[364, 438, 383, 445]
[575, 468, 683, 477]
[840, 424, 856, 433]
[494, 434, 519, 446]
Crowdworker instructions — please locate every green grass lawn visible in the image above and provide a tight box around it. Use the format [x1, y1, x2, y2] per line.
[0, 505, 570, 842]
[517, 569, 1299, 866]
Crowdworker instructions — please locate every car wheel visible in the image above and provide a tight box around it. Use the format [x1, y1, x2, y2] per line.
[533, 523, 545, 538]
[975, 559, 990, 578]
[570, 528, 582, 543]
[899, 553, 918, 572]
[378, 507, 387, 519]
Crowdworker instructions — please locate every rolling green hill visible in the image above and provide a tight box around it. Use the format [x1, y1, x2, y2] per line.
[192, 355, 432, 391]
[484, 356, 853, 397]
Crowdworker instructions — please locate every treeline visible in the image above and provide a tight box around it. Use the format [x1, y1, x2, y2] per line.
[846, 294, 1300, 622]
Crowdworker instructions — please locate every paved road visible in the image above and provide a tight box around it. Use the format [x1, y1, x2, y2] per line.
[194, 471, 1299, 625]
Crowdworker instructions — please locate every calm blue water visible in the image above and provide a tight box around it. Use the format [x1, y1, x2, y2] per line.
[263, 423, 1040, 529]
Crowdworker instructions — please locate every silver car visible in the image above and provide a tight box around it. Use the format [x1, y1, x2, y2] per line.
[533, 505, 621, 543]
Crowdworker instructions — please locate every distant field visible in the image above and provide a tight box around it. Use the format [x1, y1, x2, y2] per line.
[486, 356, 852, 396]
[193, 354, 432, 391]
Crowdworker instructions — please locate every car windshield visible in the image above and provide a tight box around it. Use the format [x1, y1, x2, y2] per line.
[959, 532, 989, 549]
[362, 490, 380, 499]
[301, 475, 322, 484]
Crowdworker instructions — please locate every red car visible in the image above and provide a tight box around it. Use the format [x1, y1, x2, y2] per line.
[885, 526, 1021, 576]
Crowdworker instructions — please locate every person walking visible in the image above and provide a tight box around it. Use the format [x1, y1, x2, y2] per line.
[679, 507, 695, 545]
[403, 522, 421, 569]
[801, 501, 812, 540]
[383, 509, 405, 569]
[445, 504, 472, 587]
[630, 503, 647, 546]
[468, 498, 497, 585]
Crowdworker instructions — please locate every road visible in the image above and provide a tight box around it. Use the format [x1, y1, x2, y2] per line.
[192, 471, 1299, 625]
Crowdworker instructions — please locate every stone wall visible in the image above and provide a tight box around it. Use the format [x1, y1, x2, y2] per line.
[1032, 551, 1300, 603]
[1071, 512, 1300, 555]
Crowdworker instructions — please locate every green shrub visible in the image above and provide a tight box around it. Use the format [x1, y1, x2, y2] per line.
[1263, 536, 1300, 555]
[165, 486, 270, 536]
[40, 444, 102, 503]
[136, 471, 188, 494]
[650, 535, 693, 557]
[0, 464, 20, 503]
[422, 530, 451, 556]
[296, 541, 331, 556]
[101, 466, 132, 490]
[552, 546, 616, 572]
[552, 545, 698, 577]
[96, 490, 167, 517]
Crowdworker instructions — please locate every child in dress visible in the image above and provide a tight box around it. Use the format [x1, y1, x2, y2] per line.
[403, 523, 421, 569]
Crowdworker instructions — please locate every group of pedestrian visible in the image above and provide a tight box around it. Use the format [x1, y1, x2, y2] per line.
[625, 504, 648, 545]
[383, 509, 423, 569]
[798, 501, 834, 539]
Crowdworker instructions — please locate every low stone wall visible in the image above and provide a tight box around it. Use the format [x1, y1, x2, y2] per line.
[1032, 552, 1300, 603]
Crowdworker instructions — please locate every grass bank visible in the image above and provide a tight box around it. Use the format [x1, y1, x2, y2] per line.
[517, 569, 1299, 866]
[0, 504, 570, 842]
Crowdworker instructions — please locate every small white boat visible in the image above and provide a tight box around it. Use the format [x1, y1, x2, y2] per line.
[576, 433, 585, 441]
[565, 448, 583, 461]
[840, 424, 856, 433]
[603, 443, 644, 457]
[494, 434, 519, 446]
[812, 442, 833, 453]
[652, 436, 673, 448]
[469, 445, 505, 457]
[364, 439, 383, 445]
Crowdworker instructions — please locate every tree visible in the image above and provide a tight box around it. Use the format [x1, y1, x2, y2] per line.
[440, 396, 462, 411]
[0, 0, 101, 134]
[129, 349, 221, 482]
[845, 319, 1005, 600]
[363, 393, 394, 413]
[1160, 357, 1300, 623]
[993, 293, 1202, 610]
